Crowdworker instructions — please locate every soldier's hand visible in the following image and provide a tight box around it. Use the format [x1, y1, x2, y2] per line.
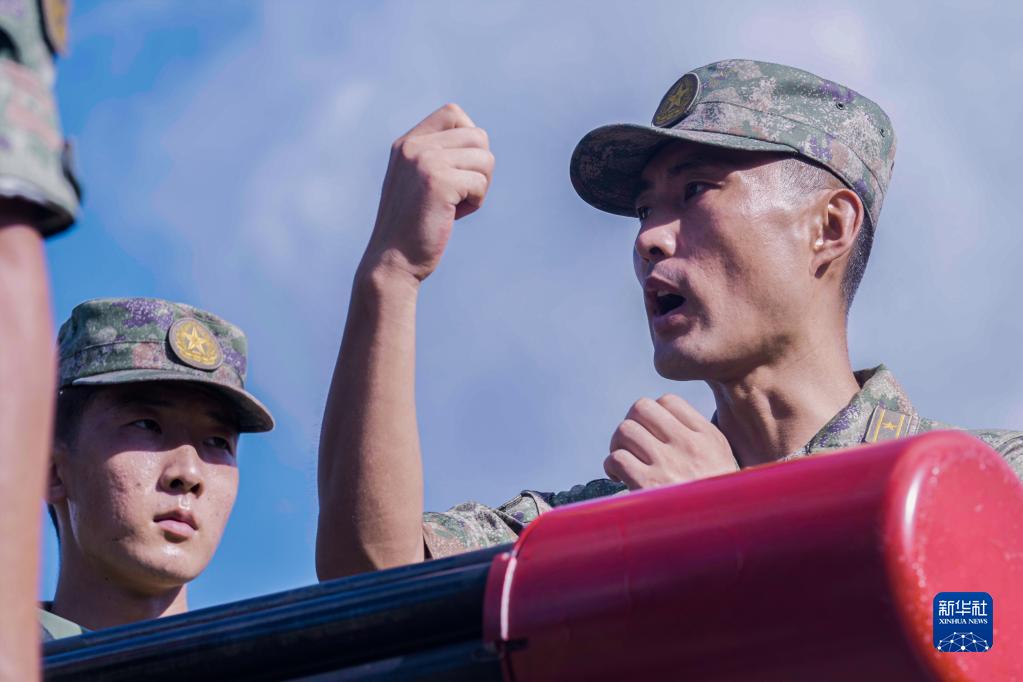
[604, 394, 738, 491]
[361, 104, 494, 284]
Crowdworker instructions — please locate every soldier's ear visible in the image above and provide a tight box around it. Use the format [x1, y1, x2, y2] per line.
[47, 442, 69, 504]
[810, 187, 863, 277]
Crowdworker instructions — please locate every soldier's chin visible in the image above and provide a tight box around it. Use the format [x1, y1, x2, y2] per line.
[130, 547, 210, 591]
[652, 346, 707, 381]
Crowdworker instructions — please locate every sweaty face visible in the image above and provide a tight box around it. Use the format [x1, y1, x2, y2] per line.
[56, 384, 240, 594]
[633, 142, 820, 381]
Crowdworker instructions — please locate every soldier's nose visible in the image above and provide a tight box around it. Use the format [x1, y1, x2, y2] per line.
[635, 222, 677, 262]
[159, 446, 204, 497]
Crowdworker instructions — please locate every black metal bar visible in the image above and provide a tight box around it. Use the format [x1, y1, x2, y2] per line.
[43, 546, 507, 681]
[295, 640, 502, 682]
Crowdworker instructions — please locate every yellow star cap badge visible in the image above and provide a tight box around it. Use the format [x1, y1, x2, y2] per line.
[168, 318, 223, 371]
[652, 72, 700, 128]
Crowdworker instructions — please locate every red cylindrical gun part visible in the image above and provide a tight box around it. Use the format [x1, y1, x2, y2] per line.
[482, 431, 1023, 681]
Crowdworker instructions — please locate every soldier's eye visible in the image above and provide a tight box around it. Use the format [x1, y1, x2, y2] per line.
[206, 436, 234, 454]
[130, 419, 161, 433]
[636, 206, 651, 221]
[684, 182, 711, 201]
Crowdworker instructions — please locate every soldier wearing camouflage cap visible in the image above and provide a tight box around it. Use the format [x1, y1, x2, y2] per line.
[314, 61, 1022, 577]
[41, 298, 273, 640]
[0, 0, 81, 675]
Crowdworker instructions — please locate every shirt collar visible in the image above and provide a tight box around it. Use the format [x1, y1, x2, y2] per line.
[709, 364, 917, 463]
[784, 364, 917, 459]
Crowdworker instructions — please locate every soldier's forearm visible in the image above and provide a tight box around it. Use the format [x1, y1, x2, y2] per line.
[0, 222, 55, 682]
[316, 263, 427, 579]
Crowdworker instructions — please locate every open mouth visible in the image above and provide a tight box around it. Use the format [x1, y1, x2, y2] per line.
[654, 292, 687, 316]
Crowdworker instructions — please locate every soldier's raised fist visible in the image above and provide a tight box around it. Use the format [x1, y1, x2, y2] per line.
[360, 103, 494, 284]
[604, 394, 739, 491]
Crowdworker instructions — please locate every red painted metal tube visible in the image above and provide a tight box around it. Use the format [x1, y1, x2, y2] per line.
[483, 431, 1023, 681]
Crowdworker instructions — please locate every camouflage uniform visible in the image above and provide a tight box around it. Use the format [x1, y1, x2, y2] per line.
[424, 60, 1019, 557]
[424, 366, 1023, 557]
[41, 298, 274, 641]
[39, 603, 84, 642]
[0, 0, 80, 235]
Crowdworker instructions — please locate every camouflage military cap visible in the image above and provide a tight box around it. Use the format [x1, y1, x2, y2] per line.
[570, 59, 897, 228]
[57, 298, 274, 433]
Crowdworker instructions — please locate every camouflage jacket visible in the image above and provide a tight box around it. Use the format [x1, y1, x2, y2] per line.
[423, 365, 1023, 558]
[39, 604, 86, 642]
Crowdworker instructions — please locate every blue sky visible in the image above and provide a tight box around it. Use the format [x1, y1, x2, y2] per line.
[43, 1, 1023, 609]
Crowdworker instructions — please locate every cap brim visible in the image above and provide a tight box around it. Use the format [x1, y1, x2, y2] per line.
[570, 123, 796, 217]
[70, 369, 275, 433]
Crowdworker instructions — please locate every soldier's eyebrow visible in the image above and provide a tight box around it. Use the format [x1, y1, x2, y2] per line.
[107, 390, 239, 432]
[635, 158, 728, 202]
[204, 410, 239, 433]
[106, 391, 173, 411]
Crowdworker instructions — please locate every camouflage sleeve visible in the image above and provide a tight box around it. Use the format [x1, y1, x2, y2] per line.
[0, 0, 80, 236]
[967, 429, 1023, 483]
[423, 478, 627, 558]
[916, 418, 1023, 485]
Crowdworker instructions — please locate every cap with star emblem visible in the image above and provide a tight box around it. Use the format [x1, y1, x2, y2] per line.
[57, 298, 274, 432]
[570, 59, 897, 229]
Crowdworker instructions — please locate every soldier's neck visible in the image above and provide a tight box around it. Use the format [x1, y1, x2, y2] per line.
[50, 549, 189, 632]
[708, 336, 859, 467]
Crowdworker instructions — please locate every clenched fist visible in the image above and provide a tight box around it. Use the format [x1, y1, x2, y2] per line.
[360, 103, 494, 284]
[604, 394, 738, 490]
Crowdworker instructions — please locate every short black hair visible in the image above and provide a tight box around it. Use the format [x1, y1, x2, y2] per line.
[49, 386, 101, 541]
[54, 385, 99, 449]
[779, 156, 875, 310]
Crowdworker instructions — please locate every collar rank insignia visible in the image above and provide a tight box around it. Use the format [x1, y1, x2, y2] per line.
[168, 318, 223, 371]
[864, 405, 913, 444]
